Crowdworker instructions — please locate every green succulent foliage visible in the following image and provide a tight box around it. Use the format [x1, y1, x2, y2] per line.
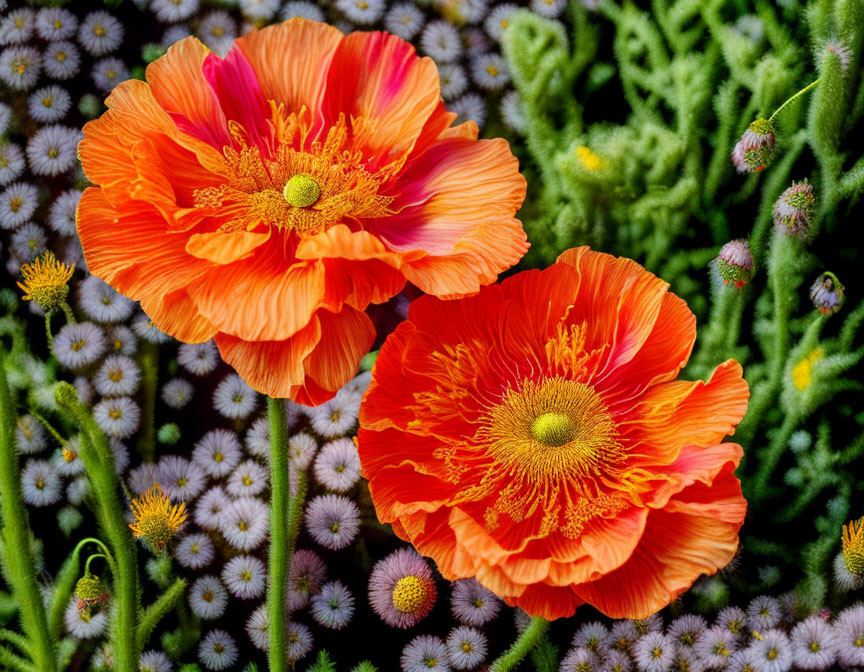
[503, 0, 864, 609]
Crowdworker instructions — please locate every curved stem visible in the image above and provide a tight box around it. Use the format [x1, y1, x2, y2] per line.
[490, 617, 550, 672]
[268, 396, 291, 672]
[59, 301, 76, 325]
[768, 78, 821, 122]
[85, 554, 109, 576]
[0, 349, 57, 672]
[56, 384, 139, 672]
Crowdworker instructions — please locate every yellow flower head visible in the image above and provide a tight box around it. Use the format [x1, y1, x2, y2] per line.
[575, 145, 608, 172]
[792, 348, 824, 391]
[842, 517, 864, 577]
[17, 251, 74, 311]
[129, 484, 187, 552]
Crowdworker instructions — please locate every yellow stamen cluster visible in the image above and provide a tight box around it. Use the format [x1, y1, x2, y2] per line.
[392, 575, 432, 614]
[792, 348, 824, 391]
[129, 484, 187, 552]
[843, 517, 864, 577]
[576, 145, 608, 172]
[193, 107, 394, 236]
[17, 251, 74, 311]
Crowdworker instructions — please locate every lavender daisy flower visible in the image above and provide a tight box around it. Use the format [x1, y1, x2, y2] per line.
[716, 605, 749, 638]
[246, 606, 269, 651]
[286, 621, 314, 661]
[64, 597, 107, 639]
[369, 547, 437, 629]
[748, 629, 793, 672]
[53, 322, 106, 370]
[21, 459, 62, 507]
[288, 549, 328, 610]
[192, 429, 242, 479]
[174, 533, 215, 570]
[693, 625, 736, 669]
[93, 397, 140, 439]
[310, 580, 355, 629]
[127, 463, 160, 496]
[603, 621, 639, 654]
[446, 579, 499, 629]
[194, 486, 231, 530]
[402, 635, 450, 672]
[308, 388, 360, 438]
[188, 575, 228, 620]
[139, 650, 171, 672]
[288, 432, 318, 468]
[219, 497, 269, 551]
[78, 11, 124, 56]
[835, 604, 864, 668]
[446, 626, 487, 670]
[790, 616, 837, 670]
[305, 494, 360, 551]
[245, 417, 271, 459]
[161, 378, 194, 410]
[78, 275, 135, 323]
[198, 629, 238, 671]
[633, 632, 674, 672]
[213, 373, 257, 419]
[177, 341, 219, 376]
[35, 7, 77, 41]
[314, 437, 361, 492]
[93, 355, 141, 397]
[225, 459, 268, 498]
[16, 414, 46, 454]
[43, 41, 79, 80]
[158, 455, 206, 502]
[26, 125, 79, 176]
[222, 554, 266, 599]
[573, 621, 609, 654]
[668, 614, 708, 649]
[748, 595, 782, 631]
[560, 647, 599, 672]
[600, 649, 632, 672]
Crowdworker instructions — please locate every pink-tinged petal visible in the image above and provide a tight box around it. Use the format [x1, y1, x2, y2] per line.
[202, 47, 272, 153]
[235, 18, 343, 119]
[145, 36, 232, 150]
[321, 31, 442, 167]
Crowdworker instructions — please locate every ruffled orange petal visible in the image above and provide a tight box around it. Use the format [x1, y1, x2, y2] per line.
[304, 306, 376, 392]
[235, 18, 342, 119]
[140, 289, 217, 343]
[573, 464, 745, 618]
[505, 582, 584, 621]
[322, 30, 442, 168]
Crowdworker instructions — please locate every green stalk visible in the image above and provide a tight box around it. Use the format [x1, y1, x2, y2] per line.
[136, 341, 159, 462]
[268, 396, 291, 672]
[55, 383, 139, 672]
[489, 617, 550, 672]
[0, 348, 56, 672]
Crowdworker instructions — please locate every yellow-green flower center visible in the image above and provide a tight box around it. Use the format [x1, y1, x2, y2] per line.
[530, 412, 577, 447]
[283, 174, 322, 208]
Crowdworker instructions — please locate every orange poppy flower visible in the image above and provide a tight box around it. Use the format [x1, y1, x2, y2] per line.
[358, 247, 749, 620]
[76, 19, 527, 404]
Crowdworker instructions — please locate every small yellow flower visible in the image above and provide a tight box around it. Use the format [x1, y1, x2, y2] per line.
[842, 517, 864, 577]
[575, 145, 608, 172]
[792, 348, 824, 391]
[17, 251, 74, 311]
[129, 484, 187, 552]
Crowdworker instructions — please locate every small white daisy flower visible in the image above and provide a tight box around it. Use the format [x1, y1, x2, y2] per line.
[35, 8, 78, 41]
[79, 275, 135, 323]
[139, 650, 172, 672]
[132, 314, 173, 344]
[402, 635, 450, 672]
[198, 629, 238, 671]
[314, 437, 360, 492]
[194, 486, 231, 530]
[446, 626, 487, 670]
[127, 462, 160, 496]
[0, 102, 10, 135]
[450, 93, 487, 127]
[0, 45, 41, 90]
[177, 341, 219, 376]
[420, 20, 462, 63]
[281, 1, 325, 21]
[28, 86, 72, 123]
[220, 496, 269, 551]
[161, 378, 194, 410]
[52, 440, 86, 477]
[308, 388, 360, 438]
[748, 629, 793, 672]
[531, 0, 566, 17]
[106, 325, 137, 357]
[245, 417, 270, 459]
[213, 373, 257, 419]
[221, 554, 266, 599]
[150, 0, 199, 23]
[305, 494, 360, 550]
[47, 189, 81, 235]
[748, 595, 782, 631]
[16, 414, 46, 454]
[161, 24, 192, 48]
[310, 580, 355, 629]
[67, 476, 91, 506]
[174, 532, 216, 570]
[43, 41, 80, 80]
[1, 181, 39, 230]
[189, 575, 228, 620]
[63, 597, 107, 639]
[500, 90, 526, 133]
[470, 52, 510, 90]
[158, 455, 207, 502]
[192, 429, 242, 479]
[0, 8, 34, 45]
[93, 355, 141, 397]
[633, 632, 674, 672]
[450, 578, 502, 626]
[26, 124, 80, 176]
[0, 142, 26, 186]
[288, 549, 327, 610]
[286, 622, 314, 662]
[225, 459, 269, 498]
[336, 0, 385, 24]
[53, 322, 106, 370]
[438, 63, 469, 100]
[484, 3, 519, 40]
[197, 11, 236, 57]
[835, 604, 864, 668]
[790, 616, 837, 670]
[10, 222, 48, 261]
[93, 397, 140, 440]
[21, 459, 62, 507]
[111, 438, 130, 474]
[78, 11, 124, 56]
[246, 605, 270, 651]
[238, 0, 280, 21]
[91, 57, 129, 93]
[288, 431, 317, 469]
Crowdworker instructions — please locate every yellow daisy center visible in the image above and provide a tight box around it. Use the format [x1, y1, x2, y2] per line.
[843, 517, 864, 576]
[392, 575, 430, 614]
[129, 484, 187, 551]
[792, 348, 823, 391]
